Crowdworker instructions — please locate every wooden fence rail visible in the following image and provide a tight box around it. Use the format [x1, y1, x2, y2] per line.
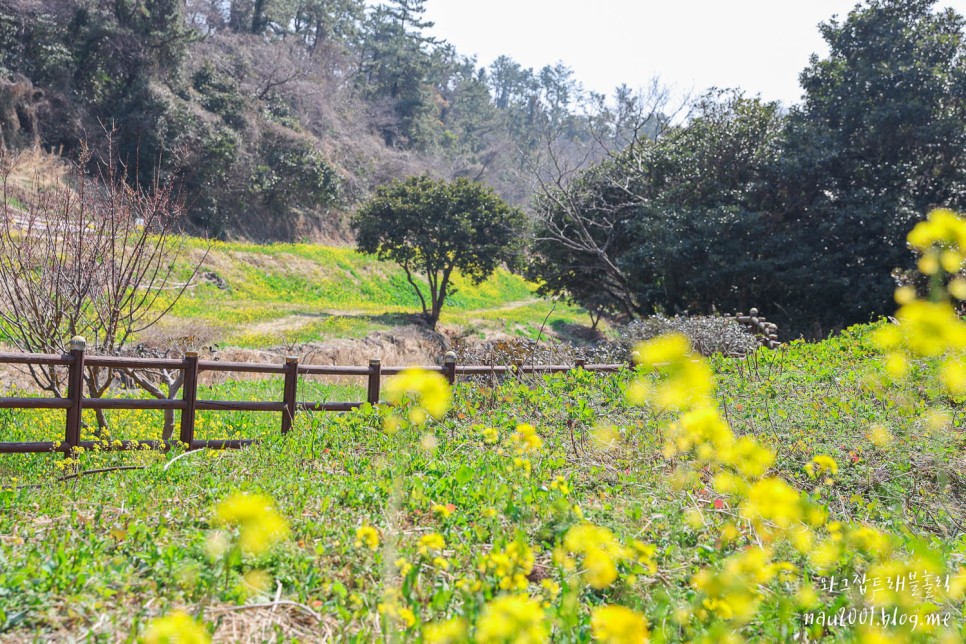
[0, 336, 626, 457]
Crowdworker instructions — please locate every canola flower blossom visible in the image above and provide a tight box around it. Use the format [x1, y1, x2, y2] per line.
[142, 610, 210, 644]
[418, 532, 446, 555]
[354, 524, 380, 551]
[559, 523, 630, 590]
[804, 455, 838, 479]
[213, 492, 289, 556]
[511, 423, 544, 453]
[590, 605, 649, 644]
[423, 617, 468, 643]
[626, 333, 714, 411]
[383, 368, 452, 423]
[481, 541, 535, 591]
[474, 594, 548, 644]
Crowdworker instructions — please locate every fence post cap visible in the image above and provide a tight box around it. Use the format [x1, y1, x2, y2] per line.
[286, 355, 299, 364]
[185, 351, 199, 358]
[369, 357, 381, 366]
[444, 351, 456, 364]
[630, 350, 641, 364]
[749, 307, 759, 316]
[69, 336, 86, 351]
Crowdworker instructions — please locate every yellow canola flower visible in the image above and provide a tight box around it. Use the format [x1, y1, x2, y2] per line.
[550, 476, 571, 495]
[663, 406, 734, 460]
[423, 617, 468, 644]
[482, 541, 535, 591]
[867, 424, 893, 448]
[949, 277, 966, 300]
[214, 493, 289, 556]
[419, 532, 446, 555]
[590, 605, 649, 644]
[804, 455, 838, 479]
[630, 540, 658, 574]
[846, 524, 892, 556]
[511, 424, 544, 453]
[692, 548, 774, 624]
[636, 333, 690, 365]
[395, 557, 413, 576]
[718, 435, 775, 479]
[142, 610, 210, 644]
[891, 300, 966, 358]
[354, 525, 380, 551]
[739, 477, 803, 530]
[378, 590, 417, 629]
[562, 524, 630, 589]
[474, 594, 548, 644]
[907, 208, 966, 254]
[630, 334, 714, 411]
[940, 357, 966, 395]
[384, 368, 452, 420]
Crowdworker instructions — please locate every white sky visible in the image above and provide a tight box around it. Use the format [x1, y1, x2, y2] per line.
[419, 0, 966, 107]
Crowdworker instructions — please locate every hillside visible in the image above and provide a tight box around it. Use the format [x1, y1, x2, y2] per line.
[153, 238, 590, 355]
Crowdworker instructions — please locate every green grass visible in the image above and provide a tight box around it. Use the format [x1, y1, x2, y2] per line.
[157, 239, 589, 348]
[2, 321, 965, 641]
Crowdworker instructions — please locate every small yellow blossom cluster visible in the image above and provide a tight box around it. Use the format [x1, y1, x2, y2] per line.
[874, 208, 966, 395]
[628, 335, 820, 625]
[480, 541, 535, 591]
[142, 610, 210, 644]
[803, 454, 838, 480]
[906, 207, 966, 276]
[423, 616, 469, 643]
[511, 423, 544, 453]
[510, 423, 543, 476]
[474, 594, 548, 644]
[354, 524, 380, 551]
[383, 368, 452, 430]
[549, 475, 570, 495]
[378, 588, 417, 630]
[414, 531, 451, 571]
[590, 605, 649, 644]
[692, 548, 795, 624]
[556, 523, 630, 590]
[418, 532, 446, 556]
[626, 333, 714, 411]
[213, 492, 289, 556]
[477, 424, 500, 444]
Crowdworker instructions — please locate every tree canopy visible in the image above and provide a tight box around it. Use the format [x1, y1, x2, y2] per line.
[530, 0, 966, 336]
[352, 176, 526, 328]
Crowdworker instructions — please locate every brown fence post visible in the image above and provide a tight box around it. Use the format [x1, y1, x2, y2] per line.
[367, 358, 381, 405]
[180, 352, 199, 449]
[65, 336, 86, 457]
[443, 351, 457, 386]
[575, 358, 586, 371]
[282, 356, 299, 433]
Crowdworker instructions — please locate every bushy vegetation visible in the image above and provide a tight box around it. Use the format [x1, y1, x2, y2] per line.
[529, 1, 966, 335]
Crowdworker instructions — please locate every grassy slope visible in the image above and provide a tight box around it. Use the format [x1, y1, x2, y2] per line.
[1, 322, 964, 641]
[159, 239, 590, 349]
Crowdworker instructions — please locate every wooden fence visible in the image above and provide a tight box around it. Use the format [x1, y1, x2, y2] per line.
[0, 337, 625, 457]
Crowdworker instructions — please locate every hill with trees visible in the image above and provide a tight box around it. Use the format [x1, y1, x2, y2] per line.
[0, 0, 646, 240]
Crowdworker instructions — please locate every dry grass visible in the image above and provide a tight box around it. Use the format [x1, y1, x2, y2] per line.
[0, 146, 69, 198]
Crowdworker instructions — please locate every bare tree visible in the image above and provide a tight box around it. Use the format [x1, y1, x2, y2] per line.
[525, 81, 688, 322]
[0, 140, 206, 431]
